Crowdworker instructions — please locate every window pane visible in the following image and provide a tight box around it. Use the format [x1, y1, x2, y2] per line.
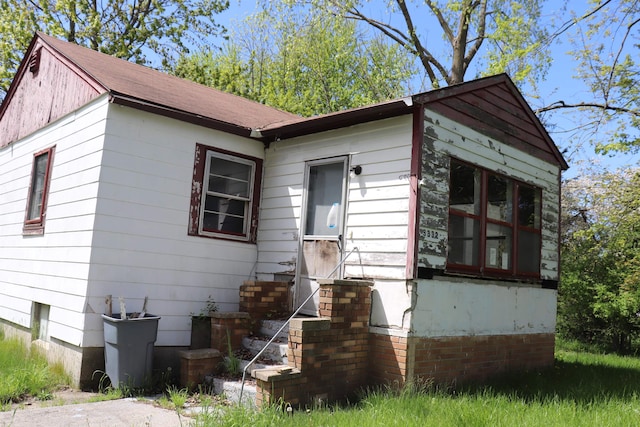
[485, 223, 512, 270]
[202, 211, 220, 231]
[208, 157, 251, 198]
[450, 161, 480, 215]
[27, 152, 49, 220]
[203, 195, 247, 234]
[448, 214, 480, 266]
[518, 185, 541, 228]
[487, 174, 512, 223]
[518, 230, 541, 273]
[305, 162, 344, 236]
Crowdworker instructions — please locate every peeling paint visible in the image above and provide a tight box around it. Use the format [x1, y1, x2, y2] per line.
[417, 126, 449, 270]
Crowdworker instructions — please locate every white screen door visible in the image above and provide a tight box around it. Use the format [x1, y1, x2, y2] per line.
[296, 157, 348, 315]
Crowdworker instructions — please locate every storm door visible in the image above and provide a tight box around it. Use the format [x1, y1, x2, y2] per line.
[296, 157, 348, 315]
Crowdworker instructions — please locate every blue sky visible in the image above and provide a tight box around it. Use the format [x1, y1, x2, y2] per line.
[214, 1, 640, 177]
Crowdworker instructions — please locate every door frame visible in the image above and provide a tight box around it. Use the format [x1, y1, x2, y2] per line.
[294, 156, 349, 315]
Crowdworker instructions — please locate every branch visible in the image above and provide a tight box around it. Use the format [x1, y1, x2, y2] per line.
[545, 0, 612, 45]
[462, 0, 486, 70]
[340, 5, 413, 51]
[395, 0, 439, 85]
[337, 1, 447, 86]
[605, 16, 640, 101]
[536, 100, 640, 117]
[425, 0, 454, 44]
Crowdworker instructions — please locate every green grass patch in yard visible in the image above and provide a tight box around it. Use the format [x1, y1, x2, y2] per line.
[196, 343, 640, 426]
[0, 334, 70, 409]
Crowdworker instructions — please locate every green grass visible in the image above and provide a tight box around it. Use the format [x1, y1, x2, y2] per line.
[3, 328, 640, 426]
[0, 333, 70, 409]
[195, 342, 640, 426]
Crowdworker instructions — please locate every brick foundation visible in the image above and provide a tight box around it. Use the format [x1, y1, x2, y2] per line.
[369, 331, 555, 387]
[368, 332, 409, 386]
[411, 333, 555, 385]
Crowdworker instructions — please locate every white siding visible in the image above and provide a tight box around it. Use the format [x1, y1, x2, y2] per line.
[0, 96, 108, 346]
[418, 108, 562, 280]
[83, 105, 265, 347]
[258, 116, 414, 282]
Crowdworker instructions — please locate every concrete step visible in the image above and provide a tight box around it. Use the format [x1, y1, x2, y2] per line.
[205, 375, 257, 407]
[206, 359, 289, 407]
[241, 336, 288, 364]
[259, 319, 289, 341]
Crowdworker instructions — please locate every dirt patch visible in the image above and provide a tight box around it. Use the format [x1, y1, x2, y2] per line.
[5, 387, 100, 412]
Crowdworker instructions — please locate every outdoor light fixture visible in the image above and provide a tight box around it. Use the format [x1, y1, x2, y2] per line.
[350, 165, 362, 176]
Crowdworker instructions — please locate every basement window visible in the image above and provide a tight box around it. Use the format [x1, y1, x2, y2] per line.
[188, 144, 262, 242]
[31, 302, 50, 341]
[447, 159, 542, 278]
[24, 146, 55, 235]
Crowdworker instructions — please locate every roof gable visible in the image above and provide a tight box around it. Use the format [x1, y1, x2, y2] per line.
[35, 33, 298, 133]
[0, 33, 299, 147]
[414, 74, 568, 170]
[0, 37, 106, 148]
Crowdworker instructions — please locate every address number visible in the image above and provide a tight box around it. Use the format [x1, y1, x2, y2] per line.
[426, 230, 440, 239]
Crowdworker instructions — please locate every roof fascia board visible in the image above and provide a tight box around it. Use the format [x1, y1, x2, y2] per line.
[109, 93, 255, 139]
[259, 99, 414, 143]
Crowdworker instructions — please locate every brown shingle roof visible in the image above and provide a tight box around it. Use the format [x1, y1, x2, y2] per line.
[5, 34, 565, 169]
[37, 32, 299, 134]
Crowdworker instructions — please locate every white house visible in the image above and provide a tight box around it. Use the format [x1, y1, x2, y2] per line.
[0, 33, 567, 388]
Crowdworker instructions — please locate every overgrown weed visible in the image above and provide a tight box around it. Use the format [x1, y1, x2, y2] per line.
[0, 336, 70, 409]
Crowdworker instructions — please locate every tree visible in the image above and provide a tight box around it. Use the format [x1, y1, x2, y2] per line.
[0, 0, 229, 98]
[537, 0, 640, 155]
[559, 168, 640, 353]
[306, 0, 551, 90]
[174, 5, 416, 116]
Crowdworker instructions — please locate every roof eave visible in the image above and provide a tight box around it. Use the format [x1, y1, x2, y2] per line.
[110, 93, 256, 139]
[258, 97, 414, 143]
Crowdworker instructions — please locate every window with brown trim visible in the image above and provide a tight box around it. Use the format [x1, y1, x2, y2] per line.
[447, 159, 542, 278]
[188, 144, 262, 242]
[24, 146, 55, 235]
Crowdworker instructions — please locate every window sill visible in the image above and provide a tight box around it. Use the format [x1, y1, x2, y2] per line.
[23, 225, 45, 236]
[418, 267, 545, 287]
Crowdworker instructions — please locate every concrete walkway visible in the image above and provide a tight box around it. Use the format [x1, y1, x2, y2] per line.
[0, 395, 196, 427]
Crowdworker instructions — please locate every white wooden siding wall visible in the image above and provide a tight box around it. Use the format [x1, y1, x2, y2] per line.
[418, 109, 561, 280]
[258, 116, 414, 282]
[83, 105, 265, 347]
[0, 96, 109, 347]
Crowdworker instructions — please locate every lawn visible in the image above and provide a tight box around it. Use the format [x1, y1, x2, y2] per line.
[3, 331, 640, 426]
[196, 342, 640, 426]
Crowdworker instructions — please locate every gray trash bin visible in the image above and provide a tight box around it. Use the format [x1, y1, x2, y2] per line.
[102, 313, 161, 388]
